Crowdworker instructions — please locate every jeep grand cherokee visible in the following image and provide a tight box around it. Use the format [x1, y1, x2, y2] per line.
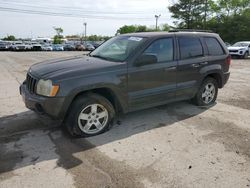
[20, 31, 231, 137]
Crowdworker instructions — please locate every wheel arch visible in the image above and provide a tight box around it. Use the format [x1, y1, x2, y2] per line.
[203, 73, 223, 88]
[62, 87, 125, 121]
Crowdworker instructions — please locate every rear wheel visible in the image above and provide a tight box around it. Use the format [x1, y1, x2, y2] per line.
[192, 77, 218, 106]
[64, 93, 115, 137]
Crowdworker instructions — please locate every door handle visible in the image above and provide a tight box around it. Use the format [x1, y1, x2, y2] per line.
[200, 62, 208, 65]
[165, 66, 177, 71]
[191, 63, 200, 68]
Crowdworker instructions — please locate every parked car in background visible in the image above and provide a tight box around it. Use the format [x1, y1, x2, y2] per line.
[75, 44, 86, 51]
[85, 43, 95, 51]
[89, 41, 103, 48]
[24, 42, 33, 51]
[11, 42, 27, 51]
[228, 41, 250, 59]
[0, 42, 11, 51]
[41, 44, 53, 51]
[64, 44, 75, 51]
[31, 43, 42, 51]
[53, 44, 64, 51]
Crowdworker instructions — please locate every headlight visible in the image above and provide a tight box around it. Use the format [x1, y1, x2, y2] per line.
[36, 79, 59, 97]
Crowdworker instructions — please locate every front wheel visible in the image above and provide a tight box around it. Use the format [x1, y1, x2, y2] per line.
[243, 52, 249, 59]
[192, 77, 218, 106]
[64, 93, 115, 137]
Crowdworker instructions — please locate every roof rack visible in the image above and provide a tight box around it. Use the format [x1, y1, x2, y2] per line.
[169, 29, 214, 33]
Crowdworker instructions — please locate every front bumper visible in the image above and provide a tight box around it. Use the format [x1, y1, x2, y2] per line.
[20, 83, 65, 119]
[229, 51, 245, 56]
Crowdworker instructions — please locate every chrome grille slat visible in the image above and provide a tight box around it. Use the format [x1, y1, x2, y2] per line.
[26, 73, 37, 94]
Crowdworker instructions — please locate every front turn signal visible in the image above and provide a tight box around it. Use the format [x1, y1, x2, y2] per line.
[50, 85, 60, 97]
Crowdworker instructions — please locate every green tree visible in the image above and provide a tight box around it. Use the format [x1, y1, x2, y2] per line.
[116, 25, 138, 34]
[159, 24, 171, 31]
[2, 35, 16, 41]
[136, 25, 147, 32]
[88, 35, 99, 41]
[53, 27, 64, 44]
[168, 0, 215, 29]
[215, 0, 250, 16]
[207, 8, 250, 43]
[168, 0, 250, 42]
[116, 24, 171, 34]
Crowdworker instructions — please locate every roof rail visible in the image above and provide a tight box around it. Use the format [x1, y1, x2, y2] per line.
[169, 29, 214, 33]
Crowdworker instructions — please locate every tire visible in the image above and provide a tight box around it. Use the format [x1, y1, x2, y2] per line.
[243, 52, 249, 59]
[192, 77, 218, 106]
[64, 93, 115, 137]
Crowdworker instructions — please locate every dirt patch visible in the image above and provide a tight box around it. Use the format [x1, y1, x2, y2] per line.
[219, 99, 250, 110]
[49, 130, 160, 188]
[0, 132, 27, 180]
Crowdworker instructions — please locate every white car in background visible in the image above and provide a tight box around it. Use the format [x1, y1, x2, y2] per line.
[228, 41, 250, 59]
[11, 42, 27, 51]
[41, 44, 53, 51]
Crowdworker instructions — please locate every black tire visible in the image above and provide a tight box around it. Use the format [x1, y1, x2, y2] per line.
[64, 93, 115, 137]
[243, 52, 249, 59]
[192, 77, 218, 106]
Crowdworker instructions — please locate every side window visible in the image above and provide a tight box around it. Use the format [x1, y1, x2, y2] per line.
[204, 37, 225, 56]
[179, 37, 203, 59]
[144, 38, 173, 63]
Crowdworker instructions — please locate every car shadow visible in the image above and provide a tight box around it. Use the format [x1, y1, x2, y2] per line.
[0, 101, 214, 175]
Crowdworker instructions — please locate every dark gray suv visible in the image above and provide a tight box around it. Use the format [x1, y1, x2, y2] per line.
[20, 31, 230, 137]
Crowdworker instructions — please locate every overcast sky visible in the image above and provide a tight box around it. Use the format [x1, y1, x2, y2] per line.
[0, 0, 173, 38]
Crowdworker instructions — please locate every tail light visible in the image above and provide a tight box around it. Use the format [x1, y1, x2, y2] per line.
[226, 55, 231, 66]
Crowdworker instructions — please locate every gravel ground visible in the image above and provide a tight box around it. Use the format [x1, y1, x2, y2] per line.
[0, 52, 250, 188]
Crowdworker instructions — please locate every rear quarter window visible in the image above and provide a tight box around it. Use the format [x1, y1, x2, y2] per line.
[204, 37, 225, 56]
[178, 37, 203, 60]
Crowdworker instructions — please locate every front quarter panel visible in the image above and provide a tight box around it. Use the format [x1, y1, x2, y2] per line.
[57, 66, 128, 118]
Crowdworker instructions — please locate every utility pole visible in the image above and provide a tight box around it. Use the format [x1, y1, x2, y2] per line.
[155, 14, 161, 30]
[83, 22, 87, 44]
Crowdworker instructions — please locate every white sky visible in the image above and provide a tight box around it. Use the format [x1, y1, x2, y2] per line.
[0, 0, 174, 38]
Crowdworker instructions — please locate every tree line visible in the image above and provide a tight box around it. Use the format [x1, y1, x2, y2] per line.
[169, 0, 250, 43]
[117, 0, 250, 43]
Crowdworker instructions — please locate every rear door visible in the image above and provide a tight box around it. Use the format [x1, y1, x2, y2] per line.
[127, 37, 177, 111]
[176, 35, 206, 99]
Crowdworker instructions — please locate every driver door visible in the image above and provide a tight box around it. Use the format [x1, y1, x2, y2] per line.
[127, 37, 177, 111]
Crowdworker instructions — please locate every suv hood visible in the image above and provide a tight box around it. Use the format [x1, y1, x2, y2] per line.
[228, 46, 247, 50]
[30, 55, 124, 80]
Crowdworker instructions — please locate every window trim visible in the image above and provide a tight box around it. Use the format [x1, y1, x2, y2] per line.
[178, 36, 204, 60]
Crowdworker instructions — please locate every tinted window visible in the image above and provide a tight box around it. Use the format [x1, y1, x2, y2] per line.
[144, 38, 173, 62]
[179, 37, 203, 59]
[205, 37, 224, 55]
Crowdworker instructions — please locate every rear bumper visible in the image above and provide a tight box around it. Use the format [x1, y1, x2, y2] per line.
[222, 72, 230, 87]
[20, 83, 65, 119]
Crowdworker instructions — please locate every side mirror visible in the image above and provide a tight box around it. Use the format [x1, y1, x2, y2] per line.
[135, 54, 157, 67]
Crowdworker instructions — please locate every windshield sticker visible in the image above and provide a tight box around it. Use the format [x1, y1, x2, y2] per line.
[128, 37, 143, 42]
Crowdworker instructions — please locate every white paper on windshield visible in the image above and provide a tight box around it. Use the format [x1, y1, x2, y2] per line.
[128, 37, 143, 42]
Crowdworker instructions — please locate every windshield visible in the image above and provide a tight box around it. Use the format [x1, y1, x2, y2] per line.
[233, 42, 249, 47]
[90, 36, 146, 62]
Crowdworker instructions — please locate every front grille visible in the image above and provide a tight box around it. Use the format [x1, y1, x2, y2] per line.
[229, 50, 238, 53]
[26, 73, 37, 94]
